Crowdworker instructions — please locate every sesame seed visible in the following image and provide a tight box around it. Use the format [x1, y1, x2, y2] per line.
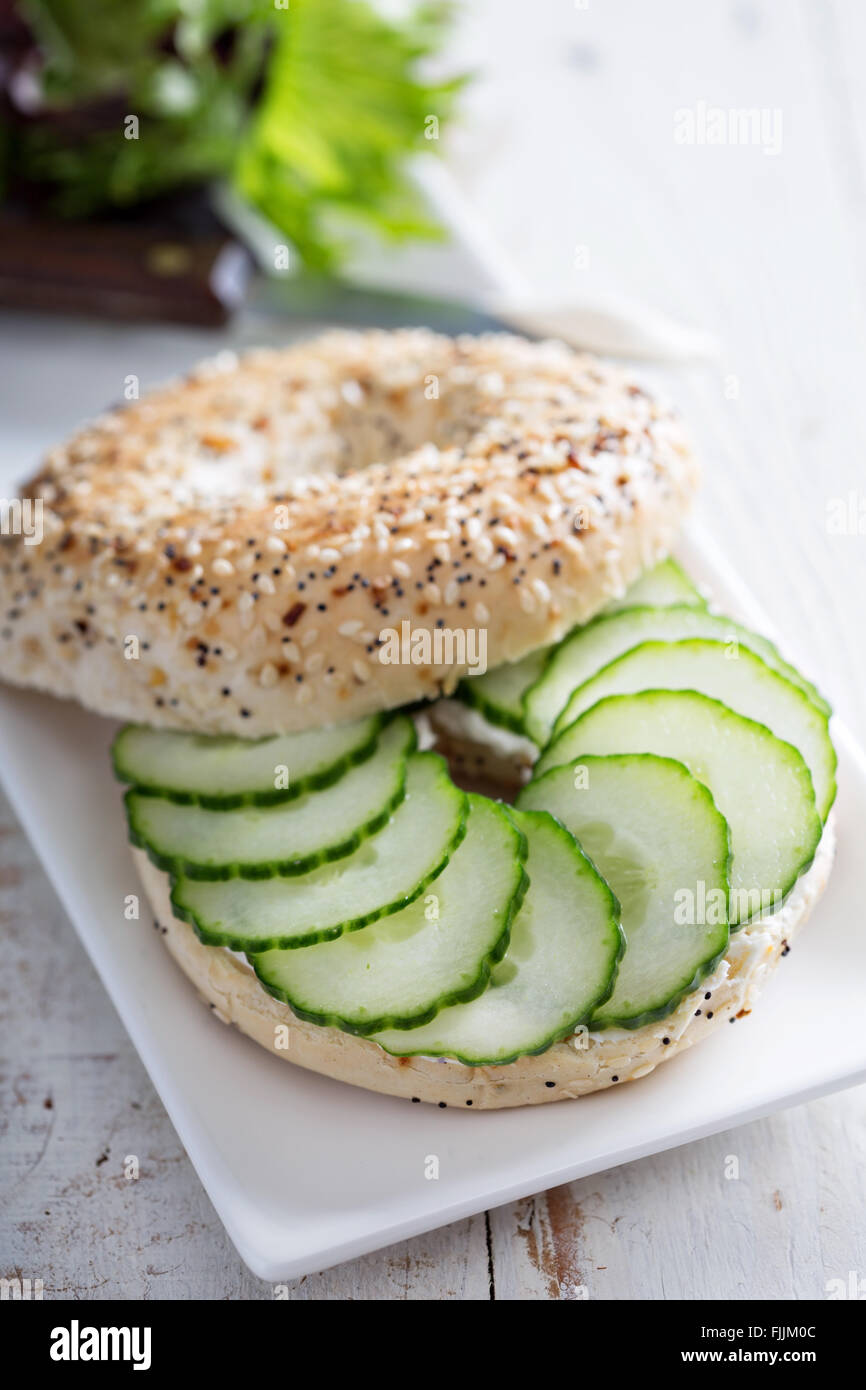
[519, 588, 536, 614]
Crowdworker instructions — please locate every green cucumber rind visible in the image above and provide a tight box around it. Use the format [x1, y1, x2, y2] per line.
[455, 670, 535, 737]
[455, 648, 550, 739]
[111, 713, 386, 809]
[538, 690, 824, 923]
[593, 940, 730, 1032]
[724, 622, 832, 718]
[585, 754, 731, 1029]
[550, 639, 837, 820]
[375, 807, 625, 1065]
[526, 602, 830, 748]
[506, 810, 627, 1038]
[453, 559, 708, 738]
[250, 802, 531, 1037]
[604, 557, 706, 612]
[168, 753, 469, 951]
[125, 719, 417, 881]
[545, 608, 832, 737]
[521, 754, 732, 1031]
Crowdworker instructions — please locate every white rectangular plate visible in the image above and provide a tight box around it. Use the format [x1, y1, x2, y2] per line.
[2, 515, 865, 1280]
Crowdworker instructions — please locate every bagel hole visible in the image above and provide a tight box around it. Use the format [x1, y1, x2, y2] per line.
[323, 381, 483, 474]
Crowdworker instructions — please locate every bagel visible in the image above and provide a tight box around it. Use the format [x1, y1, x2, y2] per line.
[2, 328, 834, 1113]
[133, 818, 835, 1109]
[0, 329, 697, 735]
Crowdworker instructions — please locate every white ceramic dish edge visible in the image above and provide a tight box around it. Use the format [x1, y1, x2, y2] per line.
[1, 521, 864, 1281]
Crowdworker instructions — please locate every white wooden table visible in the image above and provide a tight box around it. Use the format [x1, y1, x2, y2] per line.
[2, 0, 866, 1297]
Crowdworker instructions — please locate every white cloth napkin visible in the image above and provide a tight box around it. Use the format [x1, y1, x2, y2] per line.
[341, 157, 720, 363]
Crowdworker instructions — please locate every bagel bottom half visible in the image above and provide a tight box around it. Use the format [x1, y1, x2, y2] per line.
[132, 813, 835, 1110]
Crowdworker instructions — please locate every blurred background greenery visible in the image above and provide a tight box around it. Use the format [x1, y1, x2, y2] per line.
[0, 0, 464, 271]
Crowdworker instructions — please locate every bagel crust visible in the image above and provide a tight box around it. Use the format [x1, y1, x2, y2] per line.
[133, 819, 835, 1109]
[0, 330, 697, 735]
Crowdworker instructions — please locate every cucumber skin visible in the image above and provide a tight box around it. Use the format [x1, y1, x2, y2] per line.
[520, 755, 732, 1031]
[375, 808, 625, 1066]
[503, 808, 626, 1049]
[605, 557, 705, 612]
[125, 720, 416, 881]
[454, 558, 709, 736]
[538, 692, 822, 927]
[546, 613, 832, 740]
[250, 805, 531, 1037]
[455, 650, 550, 739]
[169, 755, 469, 951]
[550, 639, 837, 821]
[528, 612, 829, 749]
[455, 671, 538, 738]
[111, 713, 386, 810]
[595, 943, 729, 1032]
[591, 902, 729, 1032]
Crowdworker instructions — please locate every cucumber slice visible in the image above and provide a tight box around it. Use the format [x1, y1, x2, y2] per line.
[524, 605, 828, 746]
[457, 559, 704, 738]
[518, 756, 730, 1029]
[535, 690, 822, 925]
[553, 639, 836, 819]
[605, 557, 705, 612]
[371, 808, 623, 1064]
[170, 753, 466, 950]
[249, 795, 528, 1035]
[457, 648, 547, 735]
[112, 714, 384, 808]
[126, 715, 416, 880]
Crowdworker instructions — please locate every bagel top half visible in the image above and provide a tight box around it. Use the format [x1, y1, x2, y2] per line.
[0, 329, 698, 734]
